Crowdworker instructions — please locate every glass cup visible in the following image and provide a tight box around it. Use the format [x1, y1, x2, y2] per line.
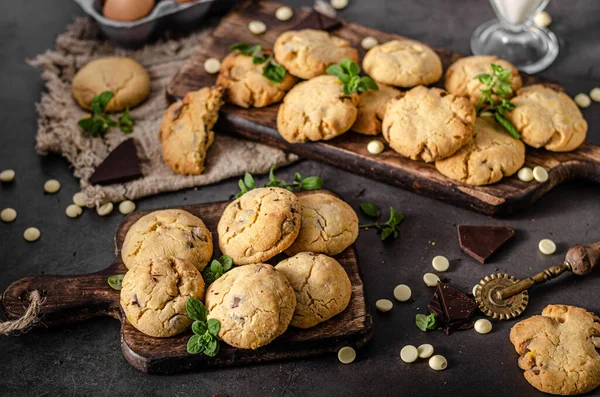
[470, 0, 559, 74]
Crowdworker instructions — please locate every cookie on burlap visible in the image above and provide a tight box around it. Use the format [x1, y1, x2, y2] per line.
[205, 263, 296, 349]
[72, 57, 150, 112]
[277, 75, 359, 143]
[121, 209, 213, 271]
[444, 55, 522, 105]
[505, 84, 588, 152]
[217, 187, 301, 265]
[435, 117, 525, 185]
[352, 84, 402, 135]
[382, 86, 476, 162]
[275, 252, 352, 329]
[121, 257, 205, 337]
[510, 305, 600, 395]
[216, 48, 298, 108]
[362, 40, 442, 87]
[274, 29, 359, 79]
[285, 193, 358, 256]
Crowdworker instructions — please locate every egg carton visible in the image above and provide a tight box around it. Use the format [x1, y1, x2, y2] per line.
[74, 0, 218, 47]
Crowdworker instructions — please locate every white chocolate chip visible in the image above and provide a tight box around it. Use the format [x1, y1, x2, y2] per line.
[538, 238, 556, 255]
[203, 58, 221, 74]
[431, 255, 449, 272]
[393, 284, 412, 302]
[43, 179, 61, 194]
[275, 6, 293, 21]
[532, 166, 548, 183]
[73, 192, 87, 207]
[361, 36, 379, 50]
[574, 93, 591, 108]
[0, 169, 15, 182]
[375, 299, 393, 312]
[248, 20, 267, 35]
[479, 111, 494, 118]
[417, 344, 434, 359]
[472, 284, 479, 296]
[423, 273, 440, 287]
[517, 167, 534, 182]
[429, 355, 447, 371]
[331, 0, 348, 10]
[97, 202, 114, 217]
[338, 346, 356, 364]
[590, 87, 600, 102]
[474, 319, 493, 334]
[367, 140, 384, 155]
[24, 227, 40, 242]
[533, 11, 552, 27]
[400, 345, 419, 363]
[1, 208, 17, 223]
[119, 200, 136, 215]
[66, 204, 83, 219]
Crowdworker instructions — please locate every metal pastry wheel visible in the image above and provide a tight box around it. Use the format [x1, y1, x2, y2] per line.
[474, 241, 600, 320]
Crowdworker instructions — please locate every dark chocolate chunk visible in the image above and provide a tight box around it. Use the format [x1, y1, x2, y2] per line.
[89, 139, 142, 186]
[457, 225, 515, 264]
[428, 282, 477, 334]
[293, 10, 343, 31]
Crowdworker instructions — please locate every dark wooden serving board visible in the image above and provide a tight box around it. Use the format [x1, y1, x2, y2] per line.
[1, 190, 373, 374]
[167, 0, 600, 216]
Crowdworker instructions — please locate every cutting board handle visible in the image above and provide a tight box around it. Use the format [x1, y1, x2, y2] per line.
[1, 266, 121, 329]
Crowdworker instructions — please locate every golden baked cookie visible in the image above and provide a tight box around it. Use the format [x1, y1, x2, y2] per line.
[121, 209, 213, 271]
[275, 252, 352, 329]
[382, 86, 476, 162]
[505, 85, 588, 152]
[216, 49, 298, 108]
[352, 84, 402, 135]
[435, 117, 525, 186]
[159, 86, 223, 175]
[444, 55, 522, 105]
[72, 57, 150, 112]
[362, 40, 442, 87]
[273, 29, 359, 79]
[277, 75, 359, 143]
[285, 193, 358, 256]
[510, 305, 600, 395]
[218, 187, 302, 265]
[121, 257, 205, 338]
[205, 263, 296, 349]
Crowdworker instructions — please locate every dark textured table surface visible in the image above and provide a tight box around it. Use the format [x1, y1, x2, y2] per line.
[1, 1, 599, 396]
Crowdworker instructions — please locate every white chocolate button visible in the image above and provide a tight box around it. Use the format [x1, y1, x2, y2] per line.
[72, 192, 87, 207]
[429, 355, 447, 371]
[119, 200, 136, 215]
[97, 202, 114, 217]
[24, 227, 40, 242]
[0, 169, 15, 182]
[479, 111, 494, 118]
[423, 273, 440, 287]
[400, 345, 419, 363]
[472, 284, 479, 296]
[338, 346, 356, 364]
[275, 6, 293, 21]
[248, 20, 267, 35]
[1, 208, 17, 223]
[533, 11, 551, 27]
[574, 93, 591, 108]
[375, 299, 393, 312]
[361, 36, 379, 50]
[590, 87, 600, 102]
[432, 255, 449, 272]
[417, 344, 434, 359]
[203, 58, 221, 74]
[367, 140, 384, 155]
[44, 179, 61, 194]
[66, 204, 82, 218]
[474, 319, 493, 334]
[538, 238, 556, 255]
[331, 0, 348, 10]
[532, 166, 548, 183]
[517, 167, 533, 182]
[393, 284, 412, 302]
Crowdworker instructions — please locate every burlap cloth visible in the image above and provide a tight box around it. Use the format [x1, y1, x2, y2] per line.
[30, 18, 297, 207]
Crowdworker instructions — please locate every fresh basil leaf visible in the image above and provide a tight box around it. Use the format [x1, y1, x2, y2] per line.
[107, 274, 125, 290]
[360, 202, 380, 219]
[415, 314, 428, 332]
[187, 334, 203, 354]
[186, 297, 208, 322]
[207, 318, 221, 337]
[192, 320, 208, 336]
[300, 176, 323, 190]
[495, 113, 521, 139]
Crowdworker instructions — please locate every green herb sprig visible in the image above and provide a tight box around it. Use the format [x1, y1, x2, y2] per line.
[475, 64, 520, 139]
[186, 298, 221, 356]
[202, 255, 233, 285]
[107, 274, 125, 290]
[359, 202, 404, 241]
[237, 165, 324, 198]
[77, 91, 135, 137]
[415, 313, 438, 332]
[229, 42, 287, 84]
[326, 59, 379, 95]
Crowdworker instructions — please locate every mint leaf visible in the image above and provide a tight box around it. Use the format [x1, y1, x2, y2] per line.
[228, 42, 261, 56]
[300, 176, 323, 190]
[495, 113, 520, 139]
[326, 64, 344, 77]
[187, 334, 203, 354]
[262, 60, 286, 84]
[415, 314, 428, 332]
[327, 59, 376, 94]
[244, 173, 256, 189]
[107, 274, 125, 290]
[360, 202, 379, 219]
[219, 255, 233, 271]
[203, 338, 219, 357]
[207, 318, 221, 337]
[192, 320, 207, 335]
[118, 108, 135, 134]
[186, 297, 208, 322]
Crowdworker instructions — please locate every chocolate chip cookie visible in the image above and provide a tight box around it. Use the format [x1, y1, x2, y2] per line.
[353, 84, 402, 135]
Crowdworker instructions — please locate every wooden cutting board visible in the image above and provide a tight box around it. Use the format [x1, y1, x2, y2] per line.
[1, 190, 373, 374]
[167, 0, 600, 216]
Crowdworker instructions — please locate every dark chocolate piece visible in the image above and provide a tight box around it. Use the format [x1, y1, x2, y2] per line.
[293, 10, 343, 31]
[457, 225, 515, 264]
[89, 139, 142, 186]
[428, 282, 477, 334]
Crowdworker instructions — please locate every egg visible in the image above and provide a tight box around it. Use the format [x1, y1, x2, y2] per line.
[103, 0, 155, 22]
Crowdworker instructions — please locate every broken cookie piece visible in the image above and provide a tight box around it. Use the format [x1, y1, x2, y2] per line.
[457, 225, 515, 263]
